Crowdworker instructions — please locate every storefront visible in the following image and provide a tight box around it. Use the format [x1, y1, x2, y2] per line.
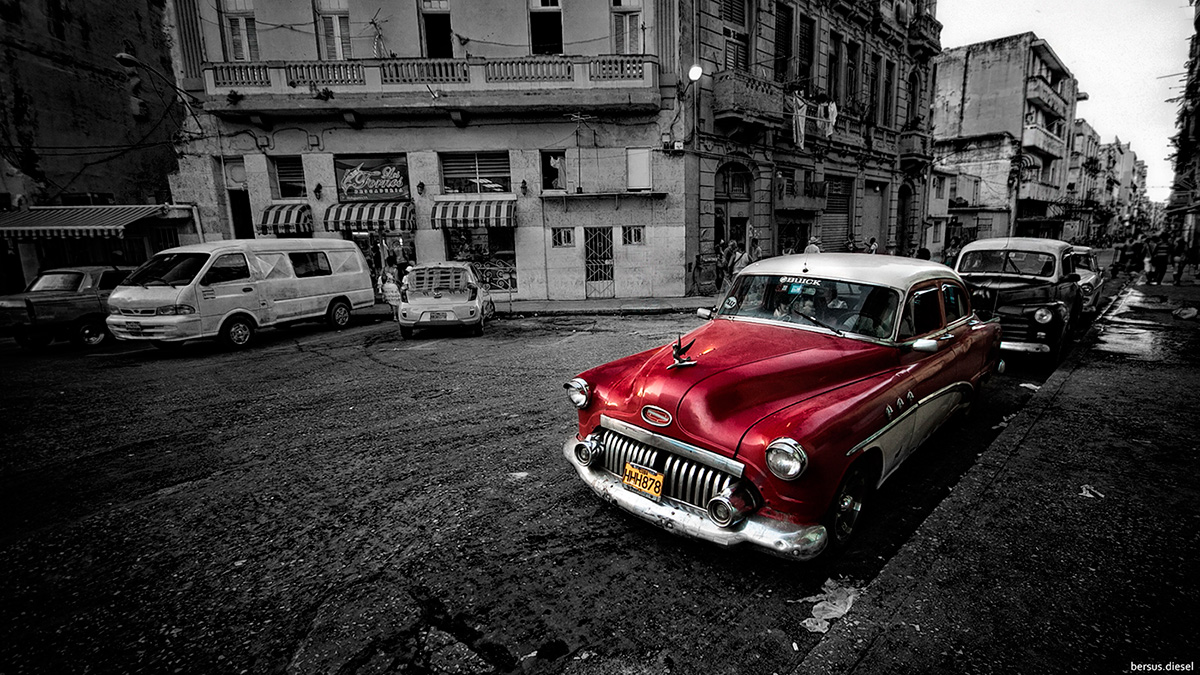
[258, 203, 314, 238]
[430, 197, 518, 293]
[323, 201, 416, 285]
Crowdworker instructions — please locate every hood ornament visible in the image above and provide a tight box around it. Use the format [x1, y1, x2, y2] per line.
[667, 335, 697, 370]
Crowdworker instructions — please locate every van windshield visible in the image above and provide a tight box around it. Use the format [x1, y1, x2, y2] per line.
[123, 253, 210, 287]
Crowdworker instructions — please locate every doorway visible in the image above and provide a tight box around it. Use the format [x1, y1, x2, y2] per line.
[583, 226, 614, 298]
[228, 190, 254, 239]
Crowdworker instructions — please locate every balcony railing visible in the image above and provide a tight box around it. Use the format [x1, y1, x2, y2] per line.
[777, 180, 828, 211]
[1022, 125, 1066, 159]
[899, 129, 932, 161]
[712, 70, 785, 127]
[908, 13, 942, 57]
[202, 54, 657, 108]
[1026, 76, 1067, 120]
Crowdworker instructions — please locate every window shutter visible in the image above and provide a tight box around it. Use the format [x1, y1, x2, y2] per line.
[322, 15, 337, 59]
[720, 0, 745, 25]
[338, 15, 352, 58]
[228, 17, 244, 61]
[245, 18, 259, 60]
[626, 148, 651, 190]
[614, 15, 626, 54]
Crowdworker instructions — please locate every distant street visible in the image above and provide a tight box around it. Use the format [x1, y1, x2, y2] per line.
[0, 268, 1121, 675]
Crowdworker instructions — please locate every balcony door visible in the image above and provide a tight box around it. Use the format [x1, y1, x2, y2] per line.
[423, 12, 453, 58]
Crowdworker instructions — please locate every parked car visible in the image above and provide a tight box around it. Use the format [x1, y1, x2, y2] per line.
[561, 254, 1003, 561]
[397, 261, 495, 339]
[0, 265, 133, 348]
[1070, 245, 1106, 314]
[955, 237, 1082, 360]
[107, 239, 374, 350]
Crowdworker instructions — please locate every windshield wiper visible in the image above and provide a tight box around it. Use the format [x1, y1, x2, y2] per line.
[1002, 256, 1027, 275]
[796, 312, 844, 336]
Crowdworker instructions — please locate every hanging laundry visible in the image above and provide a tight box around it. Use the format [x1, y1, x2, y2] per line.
[792, 95, 807, 149]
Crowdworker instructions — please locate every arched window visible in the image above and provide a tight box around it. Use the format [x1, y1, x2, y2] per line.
[716, 162, 753, 200]
[906, 69, 922, 127]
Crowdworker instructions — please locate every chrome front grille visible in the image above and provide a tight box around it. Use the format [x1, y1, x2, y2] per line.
[117, 308, 157, 316]
[998, 315, 1034, 341]
[600, 429, 738, 510]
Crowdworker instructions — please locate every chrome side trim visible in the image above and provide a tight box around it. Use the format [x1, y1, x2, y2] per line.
[1000, 340, 1051, 353]
[600, 415, 744, 478]
[846, 381, 974, 457]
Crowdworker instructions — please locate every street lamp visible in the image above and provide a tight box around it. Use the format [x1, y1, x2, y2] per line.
[114, 52, 202, 105]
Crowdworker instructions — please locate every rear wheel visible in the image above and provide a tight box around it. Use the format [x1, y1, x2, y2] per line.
[399, 326, 413, 340]
[73, 318, 110, 348]
[326, 299, 352, 329]
[219, 315, 255, 350]
[471, 318, 484, 337]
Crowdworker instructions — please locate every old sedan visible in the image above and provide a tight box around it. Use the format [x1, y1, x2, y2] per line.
[1070, 245, 1106, 315]
[561, 254, 1003, 561]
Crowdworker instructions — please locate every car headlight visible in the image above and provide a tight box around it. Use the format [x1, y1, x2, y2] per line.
[1033, 307, 1054, 324]
[1080, 283, 1094, 295]
[107, 304, 122, 315]
[766, 438, 808, 480]
[564, 377, 590, 409]
[156, 304, 196, 316]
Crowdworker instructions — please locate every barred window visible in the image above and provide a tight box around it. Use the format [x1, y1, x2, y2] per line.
[440, 152, 512, 194]
[552, 228, 574, 247]
[269, 156, 306, 199]
[622, 226, 645, 245]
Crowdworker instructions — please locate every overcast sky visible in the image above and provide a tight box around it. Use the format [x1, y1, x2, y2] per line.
[936, 0, 1194, 203]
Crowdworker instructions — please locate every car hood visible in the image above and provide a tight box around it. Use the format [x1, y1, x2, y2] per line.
[960, 276, 1057, 304]
[107, 286, 184, 307]
[587, 318, 893, 458]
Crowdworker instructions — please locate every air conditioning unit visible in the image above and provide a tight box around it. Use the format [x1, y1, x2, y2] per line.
[672, 140, 684, 151]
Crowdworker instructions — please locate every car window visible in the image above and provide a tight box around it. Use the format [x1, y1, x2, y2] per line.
[898, 286, 943, 340]
[98, 270, 130, 290]
[125, 253, 210, 287]
[412, 266, 468, 290]
[289, 251, 331, 279]
[28, 272, 83, 292]
[942, 282, 968, 324]
[203, 253, 251, 285]
[959, 250, 1057, 278]
[1060, 253, 1074, 275]
[1075, 254, 1096, 272]
[719, 274, 899, 339]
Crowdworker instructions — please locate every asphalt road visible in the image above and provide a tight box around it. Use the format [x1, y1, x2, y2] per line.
[0, 281, 1118, 675]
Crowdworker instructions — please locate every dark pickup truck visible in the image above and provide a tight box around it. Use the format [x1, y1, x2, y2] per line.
[0, 266, 133, 348]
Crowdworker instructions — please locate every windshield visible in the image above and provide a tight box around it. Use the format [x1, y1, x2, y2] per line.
[123, 253, 210, 287]
[28, 272, 83, 292]
[958, 250, 1056, 278]
[719, 274, 901, 340]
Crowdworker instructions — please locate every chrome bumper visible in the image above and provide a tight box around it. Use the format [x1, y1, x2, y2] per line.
[1000, 340, 1050, 353]
[562, 438, 828, 561]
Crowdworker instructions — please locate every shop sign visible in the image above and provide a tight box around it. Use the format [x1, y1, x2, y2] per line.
[335, 156, 411, 201]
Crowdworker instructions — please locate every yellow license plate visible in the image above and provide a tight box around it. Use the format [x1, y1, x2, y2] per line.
[622, 462, 663, 502]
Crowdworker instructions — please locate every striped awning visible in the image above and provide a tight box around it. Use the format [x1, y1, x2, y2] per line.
[323, 201, 415, 232]
[0, 205, 167, 239]
[259, 203, 314, 236]
[431, 198, 517, 229]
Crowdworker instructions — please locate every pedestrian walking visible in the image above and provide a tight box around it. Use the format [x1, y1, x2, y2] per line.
[804, 237, 822, 254]
[1171, 236, 1189, 285]
[1149, 234, 1171, 285]
[943, 237, 962, 267]
[867, 237, 879, 254]
[382, 273, 402, 321]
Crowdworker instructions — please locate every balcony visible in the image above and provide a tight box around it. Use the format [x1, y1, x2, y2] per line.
[777, 180, 828, 212]
[1026, 76, 1067, 120]
[201, 54, 660, 117]
[1019, 180, 1062, 203]
[899, 129, 932, 164]
[1022, 125, 1066, 159]
[711, 70, 785, 129]
[908, 13, 942, 59]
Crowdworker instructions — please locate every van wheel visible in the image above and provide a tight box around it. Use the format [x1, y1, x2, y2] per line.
[219, 316, 255, 350]
[73, 318, 110, 348]
[327, 300, 352, 329]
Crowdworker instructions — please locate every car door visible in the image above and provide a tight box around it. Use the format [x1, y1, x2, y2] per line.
[197, 253, 260, 335]
[895, 280, 963, 460]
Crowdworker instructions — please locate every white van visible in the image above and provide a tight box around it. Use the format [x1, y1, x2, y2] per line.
[106, 238, 375, 349]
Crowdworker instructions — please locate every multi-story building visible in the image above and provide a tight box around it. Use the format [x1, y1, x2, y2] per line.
[162, 0, 941, 300]
[931, 32, 1083, 242]
[1168, 3, 1199, 243]
[0, 0, 191, 289]
[1099, 139, 1147, 237]
[922, 165, 981, 260]
[1063, 118, 1103, 242]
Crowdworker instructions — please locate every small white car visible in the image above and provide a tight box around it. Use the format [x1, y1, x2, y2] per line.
[397, 261, 495, 339]
[1070, 245, 1106, 314]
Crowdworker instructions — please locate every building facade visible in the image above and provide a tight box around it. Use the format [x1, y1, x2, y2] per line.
[931, 33, 1083, 242]
[1167, 2, 1200, 243]
[162, 0, 941, 300]
[0, 0, 190, 289]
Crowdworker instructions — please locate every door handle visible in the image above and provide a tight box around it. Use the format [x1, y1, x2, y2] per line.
[242, 287, 253, 293]
[937, 333, 956, 341]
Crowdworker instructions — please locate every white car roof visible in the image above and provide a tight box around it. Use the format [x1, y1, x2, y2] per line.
[960, 237, 1072, 255]
[155, 238, 361, 255]
[740, 253, 961, 292]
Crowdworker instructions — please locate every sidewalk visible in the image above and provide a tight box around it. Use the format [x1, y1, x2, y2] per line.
[796, 268, 1200, 673]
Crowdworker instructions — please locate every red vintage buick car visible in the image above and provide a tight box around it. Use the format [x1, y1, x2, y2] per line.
[562, 253, 1004, 560]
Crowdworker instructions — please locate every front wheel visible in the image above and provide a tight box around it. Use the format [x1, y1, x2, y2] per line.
[326, 299, 352, 329]
[219, 316, 255, 350]
[823, 464, 873, 551]
[73, 318, 110, 348]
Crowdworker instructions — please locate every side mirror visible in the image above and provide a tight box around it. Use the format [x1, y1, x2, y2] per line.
[1064, 272, 1081, 283]
[697, 307, 713, 320]
[912, 338, 939, 353]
